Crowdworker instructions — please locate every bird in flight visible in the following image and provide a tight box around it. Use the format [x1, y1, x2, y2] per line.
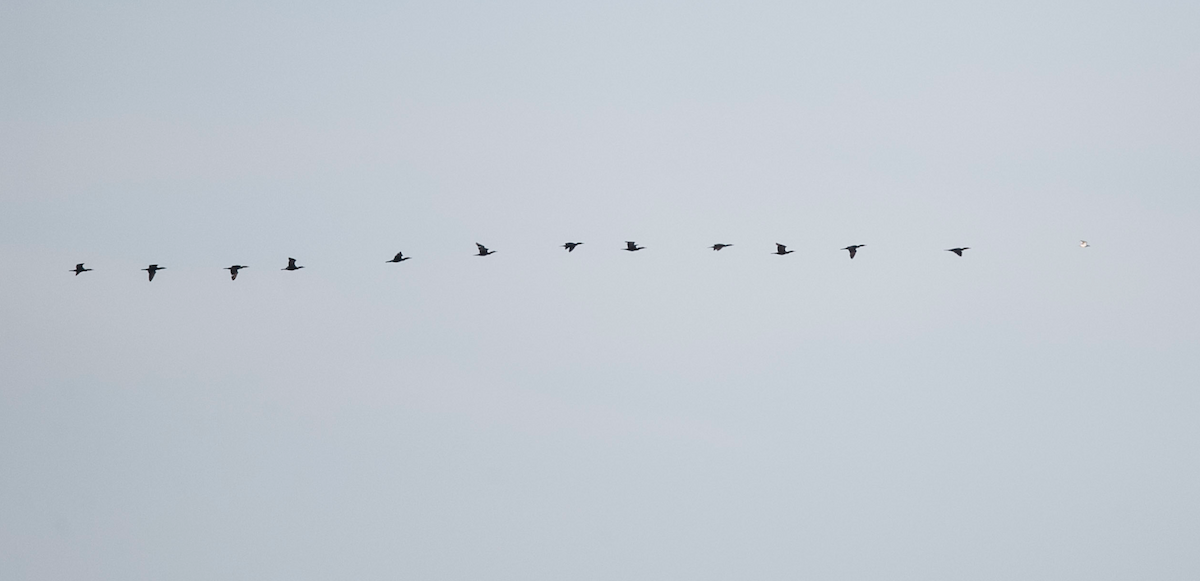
[711, 244, 732, 251]
[71, 263, 92, 276]
[842, 245, 865, 259]
[386, 252, 411, 263]
[774, 243, 793, 255]
[1080, 240, 1089, 248]
[282, 257, 304, 271]
[946, 247, 969, 256]
[225, 265, 248, 280]
[562, 242, 583, 252]
[142, 264, 165, 281]
[475, 243, 496, 256]
[624, 241, 644, 252]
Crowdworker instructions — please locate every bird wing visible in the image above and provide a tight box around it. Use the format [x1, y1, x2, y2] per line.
[287, 258, 297, 268]
[776, 244, 786, 253]
[626, 241, 636, 250]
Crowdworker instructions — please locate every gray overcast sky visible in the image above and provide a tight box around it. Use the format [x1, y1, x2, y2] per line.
[2, 0, 1199, 579]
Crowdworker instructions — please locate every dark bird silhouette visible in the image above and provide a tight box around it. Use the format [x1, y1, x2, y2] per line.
[946, 247, 969, 256]
[475, 243, 496, 256]
[71, 263, 92, 276]
[142, 264, 164, 281]
[711, 244, 732, 251]
[282, 257, 304, 271]
[774, 243, 793, 255]
[225, 265, 248, 280]
[386, 252, 411, 263]
[624, 241, 644, 252]
[562, 242, 583, 252]
[842, 245, 865, 259]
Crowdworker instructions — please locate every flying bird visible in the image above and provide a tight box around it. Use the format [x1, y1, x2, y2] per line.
[475, 243, 496, 256]
[142, 264, 165, 281]
[282, 257, 304, 271]
[386, 252, 411, 263]
[946, 247, 969, 256]
[1080, 240, 1089, 248]
[842, 245, 865, 259]
[774, 243, 793, 255]
[624, 241, 644, 252]
[71, 263, 92, 276]
[711, 244, 732, 251]
[562, 242, 583, 252]
[225, 265, 248, 280]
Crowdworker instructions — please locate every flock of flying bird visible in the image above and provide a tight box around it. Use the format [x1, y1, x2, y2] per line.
[68, 240, 1093, 281]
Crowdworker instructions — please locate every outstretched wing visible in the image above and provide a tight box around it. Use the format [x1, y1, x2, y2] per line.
[776, 243, 786, 253]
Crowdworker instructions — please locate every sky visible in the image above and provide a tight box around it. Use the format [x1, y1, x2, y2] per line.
[2, 0, 1199, 579]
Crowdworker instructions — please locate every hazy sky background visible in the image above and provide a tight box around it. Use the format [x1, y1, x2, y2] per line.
[2, 0, 1199, 579]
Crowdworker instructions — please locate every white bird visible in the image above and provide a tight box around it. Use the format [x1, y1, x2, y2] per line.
[1080, 240, 1089, 248]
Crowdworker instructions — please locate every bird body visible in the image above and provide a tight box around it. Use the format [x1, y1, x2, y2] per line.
[387, 252, 411, 263]
[282, 257, 304, 271]
[142, 264, 164, 281]
[947, 247, 969, 256]
[562, 242, 582, 252]
[624, 241, 644, 252]
[842, 245, 865, 259]
[1080, 240, 1089, 248]
[711, 244, 732, 251]
[225, 265, 248, 280]
[774, 243, 793, 255]
[72, 263, 92, 275]
[475, 243, 496, 256]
